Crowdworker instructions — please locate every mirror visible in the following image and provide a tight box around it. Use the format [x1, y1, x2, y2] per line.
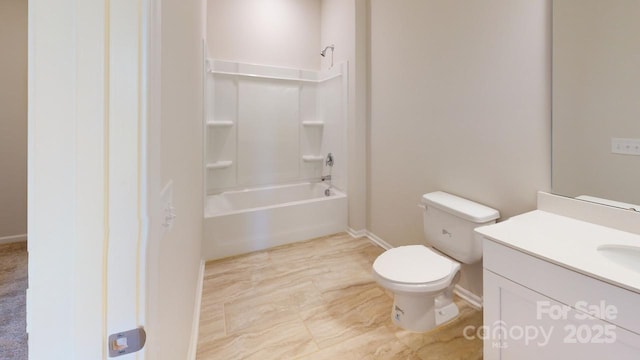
[552, 0, 640, 208]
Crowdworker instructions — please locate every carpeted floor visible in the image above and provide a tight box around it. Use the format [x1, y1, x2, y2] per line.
[0, 241, 28, 360]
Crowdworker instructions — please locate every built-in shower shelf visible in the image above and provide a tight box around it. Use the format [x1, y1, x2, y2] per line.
[302, 155, 324, 163]
[207, 121, 234, 127]
[206, 161, 233, 170]
[301, 121, 324, 127]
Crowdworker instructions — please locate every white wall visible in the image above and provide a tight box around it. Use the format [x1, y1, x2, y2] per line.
[552, 0, 640, 205]
[28, 0, 204, 358]
[145, 0, 204, 359]
[368, 0, 551, 296]
[29, 0, 145, 357]
[0, 0, 27, 241]
[320, 0, 368, 231]
[29, 1, 88, 355]
[207, 0, 321, 70]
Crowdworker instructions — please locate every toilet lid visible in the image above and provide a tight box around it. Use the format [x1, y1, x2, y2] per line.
[373, 245, 456, 284]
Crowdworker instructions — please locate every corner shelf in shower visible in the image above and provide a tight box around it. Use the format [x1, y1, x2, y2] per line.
[302, 155, 324, 163]
[206, 161, 233, 170]
[301, 121, 324, 127]
[206, 121, 234, 127]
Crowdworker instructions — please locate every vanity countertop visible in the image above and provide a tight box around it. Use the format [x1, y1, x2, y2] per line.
[476, 210, 640, 294]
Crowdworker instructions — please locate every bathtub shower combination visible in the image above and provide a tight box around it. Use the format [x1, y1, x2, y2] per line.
[203, 60, 348, 260]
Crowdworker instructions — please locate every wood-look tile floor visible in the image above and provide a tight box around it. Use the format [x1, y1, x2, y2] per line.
[196, 233, 482, 360]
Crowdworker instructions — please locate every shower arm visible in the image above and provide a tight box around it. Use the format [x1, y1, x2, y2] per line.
[329, 49, 334, 69]
[320, 45, 335, 70]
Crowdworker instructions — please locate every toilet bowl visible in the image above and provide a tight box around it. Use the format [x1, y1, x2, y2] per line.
[373, 245, 461, 331]
[372, 191, 500, 332]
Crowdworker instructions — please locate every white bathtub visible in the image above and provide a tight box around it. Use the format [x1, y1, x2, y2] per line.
[203, 182, 347, 260]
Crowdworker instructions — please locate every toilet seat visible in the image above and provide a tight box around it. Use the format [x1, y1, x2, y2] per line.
[373, 245, 460, 293]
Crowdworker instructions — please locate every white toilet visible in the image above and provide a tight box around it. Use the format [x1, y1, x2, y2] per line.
[372, 191, 499, 332]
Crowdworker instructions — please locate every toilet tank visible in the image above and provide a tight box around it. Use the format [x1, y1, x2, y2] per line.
[422, 191, 500, 264]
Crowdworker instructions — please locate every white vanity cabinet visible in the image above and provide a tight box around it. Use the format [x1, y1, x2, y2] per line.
[478, 210, 640, 360]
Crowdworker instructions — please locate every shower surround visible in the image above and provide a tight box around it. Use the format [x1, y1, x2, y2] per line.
[203, 60, 348, 260]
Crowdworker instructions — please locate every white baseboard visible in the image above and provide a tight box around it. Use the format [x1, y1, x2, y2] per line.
[346, 227, 367, 239]
[363, 231, 393, 250]
[346, 229, 392, 250]
[454, 285, 483, 309]
[188, 260, 205, 360]
[0, 234, 27, 245]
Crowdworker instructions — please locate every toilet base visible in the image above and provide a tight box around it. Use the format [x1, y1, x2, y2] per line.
[435, 300, 459, 325]
[390, 289, 459, 332]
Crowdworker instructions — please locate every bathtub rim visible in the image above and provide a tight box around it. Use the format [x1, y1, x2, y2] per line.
[205, 181, 346, 218]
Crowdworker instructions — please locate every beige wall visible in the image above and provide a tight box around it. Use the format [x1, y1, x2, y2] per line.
[368, 0, 551, 295]
[0, 0, 28, 240]
[208, 0, 321, 70]
[553, 0, 640, 206]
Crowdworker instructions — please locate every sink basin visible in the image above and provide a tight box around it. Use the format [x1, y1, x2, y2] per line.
[597, 245, 640, 274]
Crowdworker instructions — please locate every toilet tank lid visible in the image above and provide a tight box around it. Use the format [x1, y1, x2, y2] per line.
[422, 191, 500, 223]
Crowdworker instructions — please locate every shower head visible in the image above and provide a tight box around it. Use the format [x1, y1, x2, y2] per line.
[320, 44, 335, 57]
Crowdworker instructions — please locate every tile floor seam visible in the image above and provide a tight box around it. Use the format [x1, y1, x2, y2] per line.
[222, 302, 228, 337]
[295, 307, 321, 358]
